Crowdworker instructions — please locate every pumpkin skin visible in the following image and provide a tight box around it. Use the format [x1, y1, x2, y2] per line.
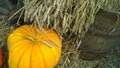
[0, 48, 3, 68]
[7, 25, 62, 68]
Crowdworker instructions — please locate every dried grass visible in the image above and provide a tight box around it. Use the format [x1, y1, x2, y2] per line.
[23, 0, 120, 68]
[0, 20, 15, 68]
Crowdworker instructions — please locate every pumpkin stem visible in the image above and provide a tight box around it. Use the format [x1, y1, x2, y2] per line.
[24, 35, 36, 42]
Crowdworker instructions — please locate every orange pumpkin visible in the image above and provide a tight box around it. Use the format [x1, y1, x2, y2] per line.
[7, 25, 62, 68]
[0, 48, 3, 68]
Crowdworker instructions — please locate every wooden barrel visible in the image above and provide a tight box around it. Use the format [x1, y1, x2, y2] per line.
[79, 8, 120, 60]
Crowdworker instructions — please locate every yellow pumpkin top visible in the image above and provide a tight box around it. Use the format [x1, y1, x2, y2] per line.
[7, 25, 62, 68]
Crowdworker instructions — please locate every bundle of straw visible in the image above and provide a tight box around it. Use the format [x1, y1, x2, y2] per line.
[23, 0, 120, 67]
